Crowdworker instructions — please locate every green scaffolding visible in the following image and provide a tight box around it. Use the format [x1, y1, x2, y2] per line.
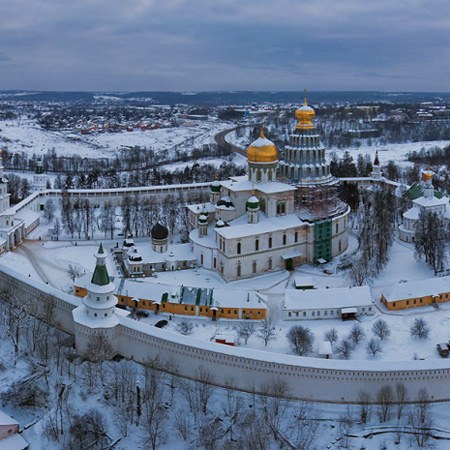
[314, 219, 332, 263]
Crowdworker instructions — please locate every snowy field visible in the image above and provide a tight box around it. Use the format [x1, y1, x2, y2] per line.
[0, 117, 229, 158]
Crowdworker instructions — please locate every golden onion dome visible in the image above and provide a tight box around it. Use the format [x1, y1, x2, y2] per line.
[247, 128, 278, 163]
[422, 170, 433, 182]
[295, 97, 315, 130]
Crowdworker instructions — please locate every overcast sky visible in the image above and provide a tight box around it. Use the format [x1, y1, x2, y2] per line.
[1, 0, 449, 92]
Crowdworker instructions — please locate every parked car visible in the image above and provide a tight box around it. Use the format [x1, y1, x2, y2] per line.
[436, 343, 449, 357]
[155, 319, 168, 328]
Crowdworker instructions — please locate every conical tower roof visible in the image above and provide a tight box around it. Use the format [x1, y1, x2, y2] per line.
[91, 243, 110, 286]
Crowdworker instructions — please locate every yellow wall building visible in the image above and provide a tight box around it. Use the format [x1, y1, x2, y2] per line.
[73, 276, 266, 320]
[381, 277, 450, 311]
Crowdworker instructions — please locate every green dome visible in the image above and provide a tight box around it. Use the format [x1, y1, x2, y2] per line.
[198, 214, 208, 224]
[210, 180, 221, 192]
[215, 219, 226, 228]
[246, 195, 260, 210]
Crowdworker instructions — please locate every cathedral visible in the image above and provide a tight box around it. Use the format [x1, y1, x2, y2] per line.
[188, 100, 350, 281]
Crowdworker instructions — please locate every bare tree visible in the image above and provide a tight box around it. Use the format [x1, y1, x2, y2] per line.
[287, 325, 314, 356]
[241, 411, 271, 450]
[259, 380, 290, 442]
[349, 256, 370, 286]
[43, 198, 56, 222]
[358, 391, 371, 424]
[337, 339, 353, 360]
[349, 323, 365, 345]
[377, 385, 393, 422]
[324, 327, 339, 346]
[372, 319, 391, 341]
[68, 264, 82, 283]
[174, 408, 191, 441]
[196, 366, 216, 415]
[395, 382, 408, 420]
[235, 322, 256, 345]
[366, 337, 382, 356]
[67, 409, 109, 450]
[257, 319, 277, 347]
[141, 359, 168, 450]
[288, 402, 321, 450]
[223, 379, 244, 443]
[410, 317, 430, 340]
[408, 388, 433, 448]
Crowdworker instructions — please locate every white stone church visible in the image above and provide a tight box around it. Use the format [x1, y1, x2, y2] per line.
[188, 100, 350, 281]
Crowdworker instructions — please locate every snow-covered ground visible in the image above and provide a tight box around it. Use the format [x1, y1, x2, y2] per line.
[4, 233, 448, 365]
[0, 117, 230, 158]
[332, 139, 450, 168]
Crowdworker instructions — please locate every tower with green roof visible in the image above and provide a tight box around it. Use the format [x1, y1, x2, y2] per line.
[72, 243, 123, 356]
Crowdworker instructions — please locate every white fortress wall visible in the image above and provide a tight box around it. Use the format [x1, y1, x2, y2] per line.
[2, 264, 450, 404]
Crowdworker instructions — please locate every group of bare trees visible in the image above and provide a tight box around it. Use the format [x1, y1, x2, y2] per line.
[356, 384, 434, 448]
[56, 190, 208, 241]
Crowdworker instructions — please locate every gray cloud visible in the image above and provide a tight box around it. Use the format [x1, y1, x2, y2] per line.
[0, 0, 449, 91]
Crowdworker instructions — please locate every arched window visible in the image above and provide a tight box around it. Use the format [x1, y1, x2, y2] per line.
[252, 261, 257, 274]
[295, 232, 298, 243]
[256, 170, 261, 182]
[268, 237, 272, 248]
[283, 234, 287, 245]
[213, 257, 216, 269]
[237, 242, 241, 255]
[339, 240, 342, 252]
[268, 257, 272, 270]
[237, 263, 241, 277]
[268, 171, 272, 181]
[255, 239, 259, 251]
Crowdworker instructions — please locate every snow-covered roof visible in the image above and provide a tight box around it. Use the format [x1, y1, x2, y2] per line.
[294, 276, 315, 288]
[0, 409, 18, 426]
[216, 214, 303, 239]
[413, 195, 448, 208]
[283, 285, 373, 310]
[189, 225, 218, 249]
[318, 341, 332, 355]
[117, 279, 176, 300]
[133, 242, 194, 264]
[403, 206, 420, 220]
[72, 305, 128, 328]
[212, 289, 266, 309]
[186, 202, 216, 214]
[14, 208, 40, 228]
[382, 276, 450, 302]
[0, 434, 28, 450]
[220, 178, 296, 195]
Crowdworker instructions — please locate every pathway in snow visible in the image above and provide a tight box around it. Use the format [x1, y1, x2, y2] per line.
[14, 244, 54, 287]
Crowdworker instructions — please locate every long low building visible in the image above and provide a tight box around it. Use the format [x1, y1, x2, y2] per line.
[74, 275, 267, 320]
[282, 285, 375, 320]
[381, 276, 450, 310]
